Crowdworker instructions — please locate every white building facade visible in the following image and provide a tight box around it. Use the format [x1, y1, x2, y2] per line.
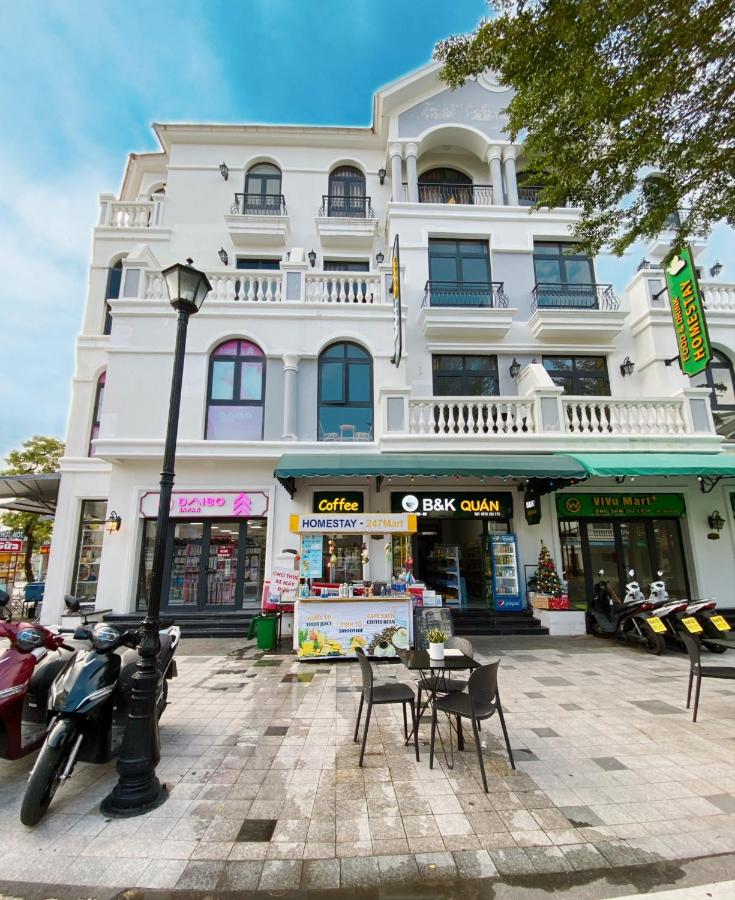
[42, 62, 735, 630]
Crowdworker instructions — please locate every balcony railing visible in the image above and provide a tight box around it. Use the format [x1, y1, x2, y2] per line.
[402, 182, 494, 205]
[319, 195, 374, 219]
[562, 398, 688, 435]
[101, 200, 153, 228]
[703, 283, 735, 312]
[230, 193, 287, 216]
[423, 281, 509, 309]
[531, 282, 620, 311]
[410, 398, 534, 436]
[305, 273, 385, 304]
[518, 185, 542, 206]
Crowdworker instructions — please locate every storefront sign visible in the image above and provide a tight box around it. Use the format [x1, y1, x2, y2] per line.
[294, 598, 412, 658]
[391, 491, 512, 519]
[524, 492, 542, 526]
[139, 490, 269, 518]
[664, 246, 712, 377]
[313, 491, 364, 513]
[0, 530, 25, 540]
[270, 567, 299, 597]
[290, 513, 417, 534]
[557, 493, 686, 518]
[300, 534, 323, 579]
[0, 539, 23, 553]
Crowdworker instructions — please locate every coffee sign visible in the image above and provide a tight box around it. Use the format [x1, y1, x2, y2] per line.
[664, 246, 712, 377]
[313, 491, 364, 513]
[391, 491, 512, 519]
[557, 493, 686, 518]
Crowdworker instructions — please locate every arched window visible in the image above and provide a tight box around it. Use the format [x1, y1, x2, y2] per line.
[327, 165, 366, 218]
[692, 349, 735, 438]
[318, 342, 373, 441]
[103, 259, 123, 335]
[206, 340, 266, 440]
[244, 163, 282, 213]
[418, 167, 473, 204]
[89, 372, 106, 456]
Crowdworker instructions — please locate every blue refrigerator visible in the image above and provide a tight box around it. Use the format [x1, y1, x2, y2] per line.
[489, 534, 523, 611]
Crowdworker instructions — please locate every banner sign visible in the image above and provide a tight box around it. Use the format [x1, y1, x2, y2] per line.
[299, 534, 323, 579]
[557, 493, 686, 518]
[294, 598, 412, 658]
[664, 246, 712, 377]
[313, 491, 364, 513]
[140, 490, 269, 518]
[0, 539, 23, 553]
[270, 567, 299, 597]
[290, 513, 417, 534]
[390, 234, 402, 366]
[391, 491, 512, 519]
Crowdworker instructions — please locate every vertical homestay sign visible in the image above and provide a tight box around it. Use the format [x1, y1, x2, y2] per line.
[664, 246, 712, 377]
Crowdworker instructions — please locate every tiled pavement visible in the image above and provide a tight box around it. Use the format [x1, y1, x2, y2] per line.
[0, 635, 734, 894]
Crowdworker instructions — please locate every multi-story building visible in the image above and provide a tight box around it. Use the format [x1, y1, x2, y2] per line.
[41, 60, 735, 632]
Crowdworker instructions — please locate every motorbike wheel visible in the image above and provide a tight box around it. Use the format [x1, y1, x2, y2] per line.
[20, 722, 75, 827]
[643, 625, 666, 655]
[703, 641, 728, 654]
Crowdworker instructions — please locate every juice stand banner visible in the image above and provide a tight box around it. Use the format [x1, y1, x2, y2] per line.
[293, 599, 412, 658]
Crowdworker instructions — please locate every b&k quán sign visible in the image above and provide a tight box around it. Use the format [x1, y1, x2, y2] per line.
[664, 246, 712, 377]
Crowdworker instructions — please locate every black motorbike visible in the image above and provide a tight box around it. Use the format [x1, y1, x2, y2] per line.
[20, 605, 180, 826]
[587, 570, 666, 654]
[0, 588, 11, 622]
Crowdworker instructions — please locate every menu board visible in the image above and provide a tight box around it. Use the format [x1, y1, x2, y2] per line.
[294, 599, 412, 659]
[413, 606, 454, 652]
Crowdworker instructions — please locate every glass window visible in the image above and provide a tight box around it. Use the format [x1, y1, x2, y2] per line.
[418, 168, 473, 204]
[103, 260, 123, 335]
[206, 339, 265, 440]
[433, 355, 499, 396]
[89, 372, 106, 456]
[692, 350, 735, 409]
[235, 258, 280, 270]
[327, 166, 366, 217]
[543, 356, 610, 395]
[427, 239, 492, 306]
[71, 500, 107, 602]
[244, 163, 282, 213]
[533, 241, 596, 307]
[318, 342, 373, 440]
[323, 260, 370, 272]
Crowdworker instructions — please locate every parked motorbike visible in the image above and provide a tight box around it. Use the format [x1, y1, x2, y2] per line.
[675, 597, 732, 654]
[643, 573, 690, 650]
[0, 588, 11, 622]
[0, 620, 76, 760]
[19, 611, 180, 826]
[587, 569, 666, 654]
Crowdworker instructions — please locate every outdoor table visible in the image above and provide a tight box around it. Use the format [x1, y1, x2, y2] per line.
[399, 648, 479, 767]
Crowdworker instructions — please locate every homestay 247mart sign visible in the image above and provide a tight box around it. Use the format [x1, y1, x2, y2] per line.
[664, 246, 712, 377]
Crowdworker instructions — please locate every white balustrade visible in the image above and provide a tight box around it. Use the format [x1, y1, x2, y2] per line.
[305, 273, 383, 304]
[144, 271, 283, 302]
[703, 284, 735, 312]
[103, 201, 154, 228]
[409, 398, 535, 436]
[563, 398, 688, 435]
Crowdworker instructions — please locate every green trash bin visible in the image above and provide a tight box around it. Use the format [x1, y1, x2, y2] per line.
[252, 614, 278, 651]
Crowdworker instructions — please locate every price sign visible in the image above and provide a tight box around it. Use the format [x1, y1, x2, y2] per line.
[681, 616, 704, 634]
[710, 615, 731, 632]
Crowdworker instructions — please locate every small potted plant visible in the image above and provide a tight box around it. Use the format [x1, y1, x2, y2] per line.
[427, 628, 446, 661]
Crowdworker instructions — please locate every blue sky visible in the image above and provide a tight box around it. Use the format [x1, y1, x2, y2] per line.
[0, 0, 732, 461]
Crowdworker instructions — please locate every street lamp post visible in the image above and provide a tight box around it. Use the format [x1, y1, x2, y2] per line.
[101, 260, 211, 817]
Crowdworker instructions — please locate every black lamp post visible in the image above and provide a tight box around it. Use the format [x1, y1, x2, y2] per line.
[101, 259, 211, 817]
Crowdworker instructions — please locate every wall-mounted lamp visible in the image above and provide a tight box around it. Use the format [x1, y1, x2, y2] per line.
[378, 167, 386, 185]
[708, 510, 725, 532]
[308, 249, 317, 268]
[620, 356, 635, 377]
[219, 162, 229, 181]
[709, 261, 723, 278]
[509, 358, 521, 379]
[105, 511, 122, 534]
[375, 251, 385, 266]
[218, 247, 229, 266]
[637, 258, 651, 271]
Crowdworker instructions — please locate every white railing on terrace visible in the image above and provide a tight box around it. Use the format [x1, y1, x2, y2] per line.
[703, 284, 735, 312]
[562, 397, 688, 435]
[100, 200, 154, 228]
[409, 398, 535, 436]
[304, 273, 385, 304]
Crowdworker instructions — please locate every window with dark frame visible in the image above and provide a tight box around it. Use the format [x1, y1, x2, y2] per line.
[235, 258, 281, 270]
[103, 260, 123, 335]
[542, 356, 611, 396]
[533, 241, 597, 308]
[244, 163, 282, 213]
[327, 166, 366, 218]
[71, 500, 107, 603]
[692, 349, 735, 438]
[88, 372, 106, 456]
[432, 355, 500, 396]
[206, 339, 266, 440]
[318, 342, 373, 441]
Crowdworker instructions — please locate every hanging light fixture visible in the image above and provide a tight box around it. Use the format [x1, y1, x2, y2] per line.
[509, 358, 521, 379]
[308, 249, 317, 268]
[219, 162, 229, 181]
[708, 510, 725, 531]
[218, 247, 229, 266]
[105, 511, 122, 534]
[375, 251, 385, 266]
[378, 167, 386, 185]
[620, 356, 635, 377]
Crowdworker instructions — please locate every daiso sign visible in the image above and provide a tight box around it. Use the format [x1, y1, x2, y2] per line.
[139, 490, 269, 519]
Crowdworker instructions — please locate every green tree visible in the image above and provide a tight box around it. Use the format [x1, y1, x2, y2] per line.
[435, 1, 735, 256]
[2, 436, 64, 583]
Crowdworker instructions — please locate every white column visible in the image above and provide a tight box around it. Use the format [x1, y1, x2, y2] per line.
[282, 355, 300, 440]
[487, 146, 504, 206]
[405, 142, 419, 203]
[503, 145, 519, 207]
[389, 144, 403, 202]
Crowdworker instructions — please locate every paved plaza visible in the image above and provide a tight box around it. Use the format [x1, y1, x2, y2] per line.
[0, 635, 734, 897]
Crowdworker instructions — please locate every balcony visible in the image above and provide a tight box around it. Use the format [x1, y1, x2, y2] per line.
[403, 183, 494, 205]
[562, 397, 689, 435]
[316, 195, 379, 246]
[529, 282, 627, 344]
[225, 192, 289, 246]
[518, 185, 542, 206]
[304, 273, 386, 305]
[409, 397, 535, 437]
[420, 281, 515, 344]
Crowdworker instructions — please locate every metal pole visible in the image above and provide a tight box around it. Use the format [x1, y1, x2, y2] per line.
[101, 308, 191, 816]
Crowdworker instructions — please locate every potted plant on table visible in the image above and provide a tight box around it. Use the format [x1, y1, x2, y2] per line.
[427, 628, 447, 661]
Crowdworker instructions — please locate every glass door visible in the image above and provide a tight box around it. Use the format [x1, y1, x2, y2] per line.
[584, 522, 622, 601]
[241, 518, 266, 609]
[204, 522, 240, 608]
[618, 521, 651, 586]
[167, 522, 205, 608]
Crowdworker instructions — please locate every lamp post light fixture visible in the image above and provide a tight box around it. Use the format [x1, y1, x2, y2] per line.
[308, 249, 317, 268]
[709, 261, 723, 278]
[375, 251, 385, 266]
[101, 259, 211, 818]
[620, 356, 635, 377]
[378, 167, 386, 185]
[219, 162, 229, 181]
[509, 358, 521, 379]
[105, 511, 122, 535]
[218, 247, 229, 266]
[708, 510, 725, 532]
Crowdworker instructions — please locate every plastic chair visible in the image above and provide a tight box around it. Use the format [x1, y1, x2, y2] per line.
[353, 647, 419, 766]
[430, 661, 515, 791]
[680, 631, 735, 722]
[416, 636, 474, 731]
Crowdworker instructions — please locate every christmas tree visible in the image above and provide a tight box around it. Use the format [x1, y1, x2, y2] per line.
[535, 542, 562, 596]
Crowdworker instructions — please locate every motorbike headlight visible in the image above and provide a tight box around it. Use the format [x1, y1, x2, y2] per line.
[15, 627, 45, 653]
[92, 624, 121, 651]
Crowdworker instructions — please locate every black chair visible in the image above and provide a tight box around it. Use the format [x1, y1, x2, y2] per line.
[680, 631, 735, 722]
[430, 661, 514, 792]
[416, 636, 474, 742]
[353, 647, 419, 766]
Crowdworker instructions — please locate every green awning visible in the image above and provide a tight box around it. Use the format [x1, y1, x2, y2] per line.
[566, 452, 735, 478]
[276, 453, 587, 479]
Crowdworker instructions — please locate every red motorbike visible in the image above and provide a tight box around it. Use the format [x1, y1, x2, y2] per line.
[0, 618, 76, 760]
